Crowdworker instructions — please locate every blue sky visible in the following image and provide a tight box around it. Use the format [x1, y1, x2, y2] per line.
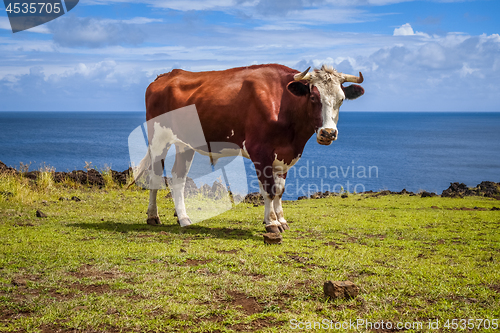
[0, 0, 499, 111]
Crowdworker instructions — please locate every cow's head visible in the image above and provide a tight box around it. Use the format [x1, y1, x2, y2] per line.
[287, 65, 364, 145]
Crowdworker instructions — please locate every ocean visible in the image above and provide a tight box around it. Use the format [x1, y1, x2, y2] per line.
[1, 111, 499, 200]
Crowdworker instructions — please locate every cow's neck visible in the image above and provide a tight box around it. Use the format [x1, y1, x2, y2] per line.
[288, 103, 316, 156]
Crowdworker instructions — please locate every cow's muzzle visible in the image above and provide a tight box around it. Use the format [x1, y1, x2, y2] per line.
[316, 128, 337, 145]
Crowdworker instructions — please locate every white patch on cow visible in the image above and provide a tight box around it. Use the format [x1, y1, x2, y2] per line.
[272, 154, 301, 175]
[242, 141, 250, 159]
[225, 130, 235, 139]
[316, 84, 343, 131]
[306, 65, 347, 139]
[170, 171, 189, 220]
[150, 122, 179, 159]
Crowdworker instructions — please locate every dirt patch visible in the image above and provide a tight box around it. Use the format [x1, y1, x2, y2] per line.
[238, 272, 265, 280]
[230, 318, 282, 331]
[489, 285, 500, 293]
[14, 222, 34, 227]
[324, 241, 340, 248]
[216, 249, 239, 254]
[287, 254, 311, 264]
[183, 259, 213, 266]
[227, 291, 262, 315]
[365, 234, 386, 240]
[71, 282, 111, 294]
[37, 323, 122, 333]
[136, 234, 154, 238]
[450, 207, 488, 211]
[68, 264, 117, 280]
[47, 289, 75, 301]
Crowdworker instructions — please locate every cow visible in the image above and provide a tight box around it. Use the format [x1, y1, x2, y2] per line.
[133, 64, 364, 233]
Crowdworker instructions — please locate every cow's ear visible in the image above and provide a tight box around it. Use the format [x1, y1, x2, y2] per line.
[287, 81, 310, 97]
[343, 84, 364, 100]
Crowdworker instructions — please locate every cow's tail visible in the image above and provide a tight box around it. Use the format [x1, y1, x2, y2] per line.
[126, 149, 151, 190]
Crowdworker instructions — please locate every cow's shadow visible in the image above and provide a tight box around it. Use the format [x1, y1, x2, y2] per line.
[70, 219, 262, 241]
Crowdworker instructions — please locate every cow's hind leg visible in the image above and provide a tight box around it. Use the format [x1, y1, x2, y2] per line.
[146, 153, 169, 225]
[171, 145, 195, 227]
[146, 148, 169, 226]
[147, 189, 161, 225]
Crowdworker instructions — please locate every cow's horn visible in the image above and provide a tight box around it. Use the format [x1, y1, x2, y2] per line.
[343, 72, 363, 84]
[294, 67, 311, 81]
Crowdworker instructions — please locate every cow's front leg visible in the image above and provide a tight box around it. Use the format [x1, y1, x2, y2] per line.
[171, 145, 195, 227]
[260, 183, 283, 233]
[273, 173, 289, 231]
[250, 148, 283, 233]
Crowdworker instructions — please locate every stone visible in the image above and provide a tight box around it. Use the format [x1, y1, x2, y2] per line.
[323, 280, 360, 300]
[420, 191, 437, 198]
[36, 210, 47, 218]
[263, 232, 282, 245]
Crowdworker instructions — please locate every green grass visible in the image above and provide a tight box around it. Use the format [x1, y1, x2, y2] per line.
[0, 171, 499, 332]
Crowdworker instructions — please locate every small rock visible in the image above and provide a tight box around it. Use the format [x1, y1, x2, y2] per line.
[71, 196, 81, 202]
[11, 278, 26, 286]
[73, 306, 88, 311]
[36, 210, 47, 218]
[180, 248, 187, 253]
[341, 193, 348, 198]
[491, 207, 500, 211]
[421, 191, 437, 198]
[324, 280, 360, 300]
[59, 197, 69, 201]
[263, 232, 282, 245]
[239, 258, 246, 264]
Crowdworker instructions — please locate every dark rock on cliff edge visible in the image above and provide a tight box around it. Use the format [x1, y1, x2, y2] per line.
[442, 181, 500, 199]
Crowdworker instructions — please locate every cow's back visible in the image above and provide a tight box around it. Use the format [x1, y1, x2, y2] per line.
[145, 64, 297, 144]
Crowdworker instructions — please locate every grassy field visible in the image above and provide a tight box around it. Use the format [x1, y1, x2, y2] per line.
[0, 170, 499, 332]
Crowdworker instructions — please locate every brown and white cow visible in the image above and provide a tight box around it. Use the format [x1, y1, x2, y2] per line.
[134, 64, 364, 233]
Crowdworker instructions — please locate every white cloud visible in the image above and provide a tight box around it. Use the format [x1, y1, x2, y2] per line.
[393, 23, 414, 36]
[393, 23, 430, 38]
[49, 16, 145, 48]
[0, 0, 498, 111]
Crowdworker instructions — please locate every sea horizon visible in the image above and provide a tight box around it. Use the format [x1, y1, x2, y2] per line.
[1, 111, 499, 200]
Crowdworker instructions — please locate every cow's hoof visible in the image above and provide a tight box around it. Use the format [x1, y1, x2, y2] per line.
[147, 216, 161, 226]
[265, 225, 281, 234]
[280, 222, 290, 231]
[263, 232, 282, 245]
[177, 217, 192, 227]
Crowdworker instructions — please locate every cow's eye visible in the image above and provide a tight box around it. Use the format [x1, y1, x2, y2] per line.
[311, 95, 316, 102]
